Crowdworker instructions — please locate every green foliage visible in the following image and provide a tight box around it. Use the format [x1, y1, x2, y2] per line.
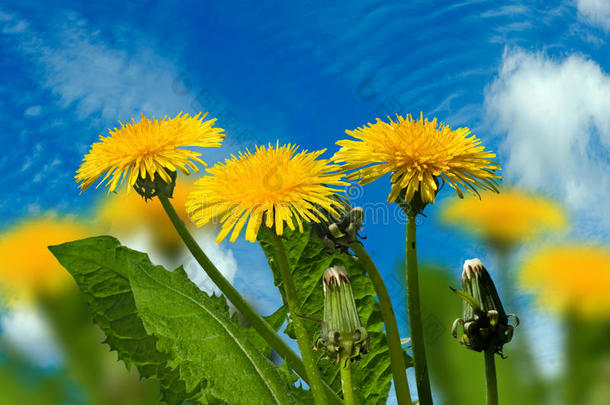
[0, 339, 67, 405]
[239, 304, 289, 360]
[129, 260, 299, 405]
[49, 237, 193, 404]
[38, 287, 161, 405]
[563, 316, 610, 405]
[50, 236, 300, 405]
[258, 224, 411, 404]
[0, 294, 160, 405]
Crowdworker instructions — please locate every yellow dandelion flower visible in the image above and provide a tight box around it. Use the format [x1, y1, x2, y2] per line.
[441, 189, 567, 247]
[0, 217, 90, 302]
[76, 112, 225, 193]
[520, 245, 610, 318]
[96, 180, 194, 251]
[333, 113, 501, 204]
[186, 142, 348, 243]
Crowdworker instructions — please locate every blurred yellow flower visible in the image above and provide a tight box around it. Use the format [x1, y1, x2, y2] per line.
[97, 180, 194, 251]
[333, 113, 500, 204]
[76, 113, 224, 193]
[0, 217, 89, 302]
[187, 142, 348, 242]
[520, 245, 610, 318]
[441, 189, 567, 247]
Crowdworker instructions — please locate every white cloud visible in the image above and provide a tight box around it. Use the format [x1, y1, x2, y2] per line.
[117, 227, 238, 296]
[32, 28, 185, 122]
[479, 5, 529, 18]
[576, 0, 610, 31]
[1, 18, 27, 33]
[113, 226, 285, 315]
[485, 48, 610, 235]
[184, 230, 238, 296]
[24, 105, 42, 117]
[0, 10, 27, 33]
[0, 8, 239, 215]
[0, 9, 196, 124]
[1, 306, 63, 368]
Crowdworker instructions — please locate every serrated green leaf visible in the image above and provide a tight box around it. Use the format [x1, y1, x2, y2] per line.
[237, 305, 290, 360]
[49, 236, 196, 405]
[258, 225, 410, 404]
[230, 305, 313, 404]
[128, 259, 300, 405]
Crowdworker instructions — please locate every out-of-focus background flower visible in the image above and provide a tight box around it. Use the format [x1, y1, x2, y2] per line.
[1, 1, 609, 404]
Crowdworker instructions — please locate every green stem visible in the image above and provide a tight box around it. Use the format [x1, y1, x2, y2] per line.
[405, 214, 433, 405]
[340, 357, 357, 405]
[269, 231, 329, 405]
[158, 195, 340, 404]
[565, 315, 578, 405]
[350, 242, 413, 405]
[484, 349, 498, 405]
[494, 245, 546, 403]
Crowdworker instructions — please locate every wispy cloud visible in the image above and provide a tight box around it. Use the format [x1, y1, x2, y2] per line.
[23, 105, 41, 117]
[115, 227, 241, 297]
[0, 7, 232, 227]
[0, 7, 284, 312]
[576, 0, 610, 32]
[1, 11, 188, 123]
[485, 47, 610, 238]
[479, 5, 530, 18]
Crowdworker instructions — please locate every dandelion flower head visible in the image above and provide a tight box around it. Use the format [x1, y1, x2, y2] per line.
[520, 245, 610, 318]
[76, 113, 224, 193]
[0, 217, 89, 302]
[442, 189, 567, 247]
[187, 142, 348, 243]
[333, 113, 500, 204]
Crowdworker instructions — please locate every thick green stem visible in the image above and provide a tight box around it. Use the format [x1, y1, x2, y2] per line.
[340, 357, 357, 405]
[158, 195, 340, 404]
[405, 214, 433, 405]
[350, 242, 413, 405]
[270, 232, 328, 405]
[484, 349, 498, 405]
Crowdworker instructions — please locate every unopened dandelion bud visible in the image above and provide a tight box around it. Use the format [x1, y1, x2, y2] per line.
[451, 259, 519, 356]
[349, 207, 363, 226]
[328, 223, 345, 239]
[134, 170, 177, 201]
[311, 195, 363, 253]
[317, 266, 369, 365]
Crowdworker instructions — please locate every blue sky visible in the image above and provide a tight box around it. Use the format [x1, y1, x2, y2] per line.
[1, 0, 610, 397]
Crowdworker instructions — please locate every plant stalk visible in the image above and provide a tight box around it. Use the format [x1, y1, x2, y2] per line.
[350, 242, 412, 405]
[269, 231, 329, 405]
[158, 195, 340, 404]
[494, 245, 546, 403]
[405, 213, 433, 405]
[340, 357, 357, 405]
[484, 348, 498, 405]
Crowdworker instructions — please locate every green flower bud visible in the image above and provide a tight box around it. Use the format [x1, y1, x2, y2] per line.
[395, 177, 440, 216]
[316, 266, 369, 366]
[134, 170, 177, 200]
[311, 195, 363, 253]
[451, 259, 519, 356]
